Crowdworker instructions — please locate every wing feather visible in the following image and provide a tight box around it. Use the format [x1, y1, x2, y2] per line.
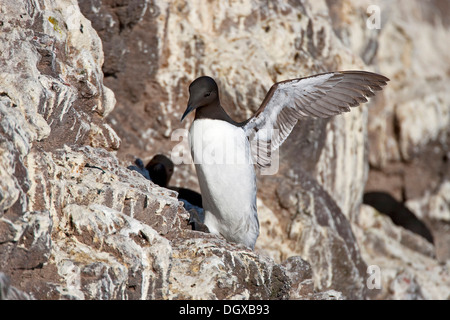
[243, 70, 389, 168]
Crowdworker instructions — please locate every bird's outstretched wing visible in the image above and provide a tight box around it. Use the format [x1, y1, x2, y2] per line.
[242, 71, 389, 168]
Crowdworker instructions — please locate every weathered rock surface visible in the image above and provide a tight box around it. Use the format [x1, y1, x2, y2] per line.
[0, 272, 32, 300]
[329, 0, 450, 298]
[78, 0, 374, 299]
[0, 0, 338, 300]
[1, 0, 449, 300]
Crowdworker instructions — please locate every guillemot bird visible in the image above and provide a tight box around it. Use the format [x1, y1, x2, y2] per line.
[128, 155, 205, 227]
[181, 71, 389, 249]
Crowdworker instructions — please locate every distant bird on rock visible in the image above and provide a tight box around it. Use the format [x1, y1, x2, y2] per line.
[128, 155, 205, 230]
[181, 71, 389, 249]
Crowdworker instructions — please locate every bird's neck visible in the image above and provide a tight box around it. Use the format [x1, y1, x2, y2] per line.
[194, 100, 238, 125]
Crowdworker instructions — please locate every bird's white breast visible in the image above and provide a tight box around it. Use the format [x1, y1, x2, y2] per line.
[189, 119, 259, 249]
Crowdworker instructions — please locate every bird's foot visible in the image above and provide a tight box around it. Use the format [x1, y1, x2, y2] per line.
[188, 209, 209, 233]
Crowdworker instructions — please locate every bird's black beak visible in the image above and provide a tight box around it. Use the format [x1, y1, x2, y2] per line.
[181, 104, 195, 122]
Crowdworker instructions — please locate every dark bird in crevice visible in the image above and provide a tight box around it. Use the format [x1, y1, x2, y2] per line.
[144, 154, 203, 208]
[128, 154, 206, 231]
[363, 191, 434, 244]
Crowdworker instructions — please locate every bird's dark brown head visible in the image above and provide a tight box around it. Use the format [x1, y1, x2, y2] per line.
[181, 76, 219, 121]
[146, 154, 174, 188]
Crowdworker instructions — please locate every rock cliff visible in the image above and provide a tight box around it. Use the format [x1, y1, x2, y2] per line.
[0, 0, 449, 299]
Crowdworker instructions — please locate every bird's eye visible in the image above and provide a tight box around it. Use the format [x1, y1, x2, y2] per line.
[204, 92, 211, 97]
